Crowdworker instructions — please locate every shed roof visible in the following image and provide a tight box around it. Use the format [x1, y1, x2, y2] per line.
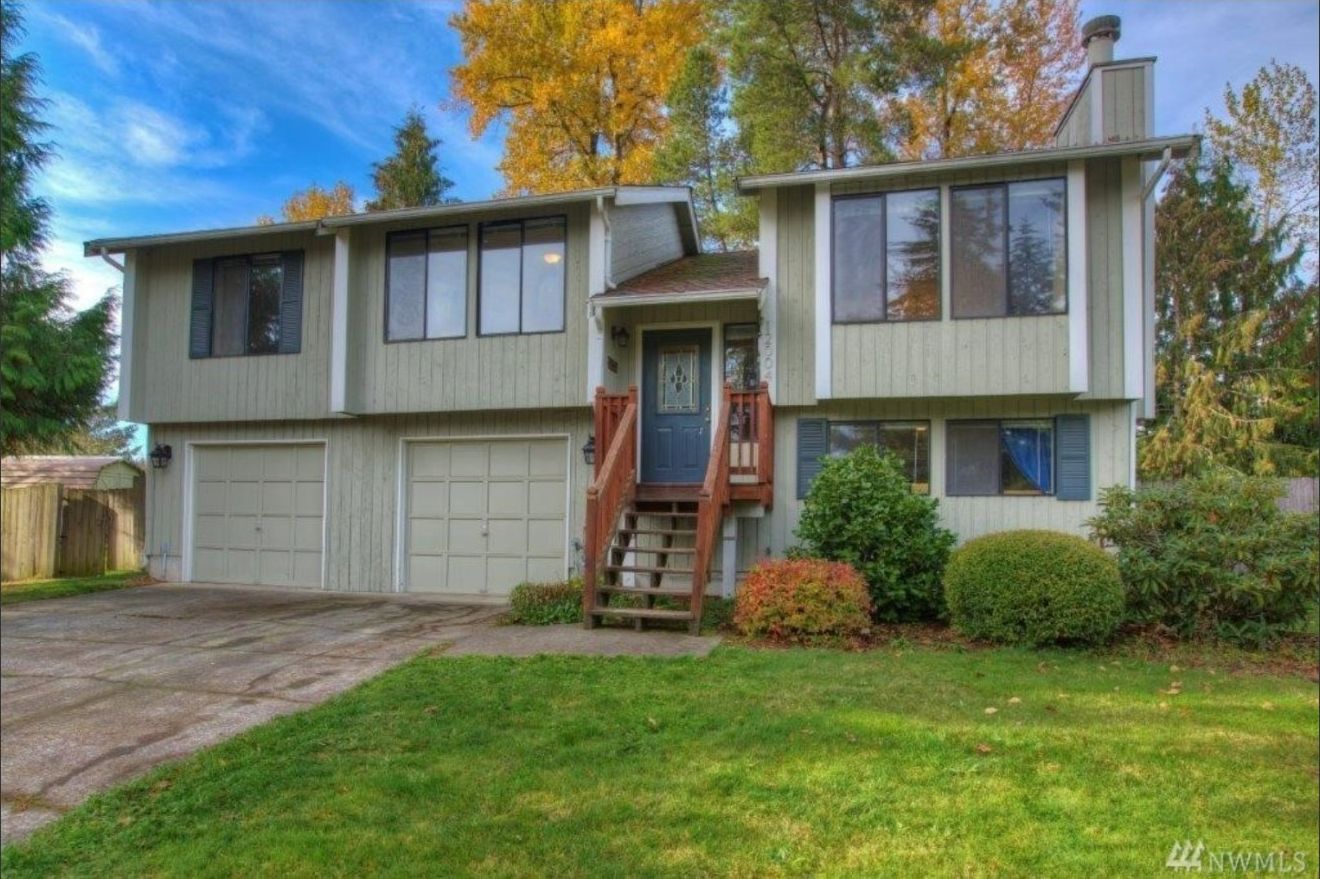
[0, 456, 143, 489]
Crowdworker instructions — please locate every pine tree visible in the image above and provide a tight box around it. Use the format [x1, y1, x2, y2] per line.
[366, 108, 455, 211]
[1, 1, 116, 455]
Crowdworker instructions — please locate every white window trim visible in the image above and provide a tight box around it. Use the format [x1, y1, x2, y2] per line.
[1067, 162, 1090, 393]
[1121, 157, 1144, 399]
[117, 251, 137, 420]
[330, 230, 350, 413]
[813, 182, 832, 399]
[758, 188, 778, 403]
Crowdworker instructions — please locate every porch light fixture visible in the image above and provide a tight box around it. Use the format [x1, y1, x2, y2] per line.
[582, 435, 596, 466]
[149, 443, 173, 470]
[611, 325, 631, 348]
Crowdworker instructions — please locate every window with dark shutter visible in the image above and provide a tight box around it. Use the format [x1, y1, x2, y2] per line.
[189, 258, 215, 358]
[1054, 414, 1091, 500]
[797, 419, 828, 499]
[189, 251, 304, 358]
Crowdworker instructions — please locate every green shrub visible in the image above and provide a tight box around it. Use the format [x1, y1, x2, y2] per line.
[508, 577, 582, 625]
[795, 446, 956, 621]
[734, 558, 872, 642]
[1088, 473, 1320, 647]
[943, 530, 1124, 647]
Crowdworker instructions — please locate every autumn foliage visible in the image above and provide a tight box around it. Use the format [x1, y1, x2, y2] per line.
[449, 0, 703, 193]
[734, 558, 872, 642]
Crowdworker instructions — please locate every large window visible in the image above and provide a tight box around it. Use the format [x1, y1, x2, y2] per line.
[479, 216, 566, 335]
[951, 179, 1066, 318]
[212, 254, 283, 356]
[832, 189, 940, 323]
[386, 227, 467, 342]
[827, 420, 931, 493]
[946, 419, 1054, 496]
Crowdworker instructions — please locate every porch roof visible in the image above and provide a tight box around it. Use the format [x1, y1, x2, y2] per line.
[592, 251, 766, 308]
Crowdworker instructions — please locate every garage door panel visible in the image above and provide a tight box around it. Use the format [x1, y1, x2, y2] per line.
[529, 441, 567, 477]
[450, 443, 488, 477]
[528, 520, 564, 555]
[191, 443, 325, 588]
[448, 481, 485, 515]
[528, 481, 565, 517]
[526, 556, 563, 583]
[487, 481, 527, 515]
[489, 443, 528, 477]
[405, 438, 567, 596]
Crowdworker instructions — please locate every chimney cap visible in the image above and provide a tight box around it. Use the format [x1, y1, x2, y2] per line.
[1082, 15, 1121, 45]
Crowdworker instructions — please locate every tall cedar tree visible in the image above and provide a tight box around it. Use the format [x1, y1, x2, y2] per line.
[899, 0, 1084, 159]
[449, 0, 703, 193]
[1205, 61, 1319, 271]
[0, 1, 116, 455]
[367, 109, 456, 211]
[654, 46, 756, 251]
[725, 0, 938, 172]
[1144, 157, 1318, 478]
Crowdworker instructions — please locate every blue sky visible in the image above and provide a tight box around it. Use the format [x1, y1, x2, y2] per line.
[18, 0, 1320, 373]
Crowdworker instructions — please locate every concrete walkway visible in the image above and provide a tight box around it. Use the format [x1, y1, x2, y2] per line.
[0, 583, 719, 844]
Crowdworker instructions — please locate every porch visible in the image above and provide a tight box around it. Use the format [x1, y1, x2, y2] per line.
[581, 251, 774, 633]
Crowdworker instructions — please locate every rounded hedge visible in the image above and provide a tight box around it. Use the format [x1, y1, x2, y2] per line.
[943, 530, 1123, 647]
[734, 558, 872, 642]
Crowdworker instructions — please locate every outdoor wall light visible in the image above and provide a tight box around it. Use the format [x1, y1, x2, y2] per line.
[582, 435, 596, 467]
[149, 443, 173, 470]
[611, 325, 631, 348]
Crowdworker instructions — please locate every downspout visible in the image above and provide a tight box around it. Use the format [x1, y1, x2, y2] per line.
[98, 246, 124, 273]
[1140, 146, 1174, 202]
[596, 195, 615, 290]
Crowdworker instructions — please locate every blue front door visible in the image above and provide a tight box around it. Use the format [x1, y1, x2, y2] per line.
[641, 328, 712, 483]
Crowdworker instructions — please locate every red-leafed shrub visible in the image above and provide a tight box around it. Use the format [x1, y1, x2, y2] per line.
[734, 558, 872, 642]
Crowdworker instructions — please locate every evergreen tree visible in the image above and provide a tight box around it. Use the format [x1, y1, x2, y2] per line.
[1, 1, 116, 455]
[366, 109, 455, 211]
[654, 46, 755, 251]
[1143, 157, 1318, 478]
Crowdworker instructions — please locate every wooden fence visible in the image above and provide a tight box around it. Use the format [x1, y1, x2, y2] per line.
[1279, 477, 1319, 515]
[1, 482, 145, 582]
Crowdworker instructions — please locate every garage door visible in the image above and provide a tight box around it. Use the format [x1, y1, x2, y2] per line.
[191, 444, 325, 587]
[406, 438, 568, 596]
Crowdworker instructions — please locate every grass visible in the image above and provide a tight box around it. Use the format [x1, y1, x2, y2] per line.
[3, 640, 1315, 877]
[0, 570, 148, 606]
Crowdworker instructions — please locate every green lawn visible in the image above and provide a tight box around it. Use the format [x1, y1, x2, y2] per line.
[0, 570, 147, 606]
[2, 644, 1316, 877]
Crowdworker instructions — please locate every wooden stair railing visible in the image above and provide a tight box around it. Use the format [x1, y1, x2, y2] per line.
[691, 383, 736, 627]
[728, 381, 774, 507]
[582, 385, 638, 625]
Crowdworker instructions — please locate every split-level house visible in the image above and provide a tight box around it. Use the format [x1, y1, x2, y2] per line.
[86, 15, 1195, 631]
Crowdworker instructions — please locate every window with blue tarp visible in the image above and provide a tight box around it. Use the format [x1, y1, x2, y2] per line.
[946, 419, 1054, 496]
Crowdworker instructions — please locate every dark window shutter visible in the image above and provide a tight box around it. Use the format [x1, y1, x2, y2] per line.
[797, 419, 828, 499]
[1055, 414, 1091, 500]
[278, 250, 304, 354]
[189, 258, 214, 358]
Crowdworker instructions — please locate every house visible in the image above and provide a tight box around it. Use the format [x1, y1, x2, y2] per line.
[84, 15, 1194, 631]
[1, 456, 143, 491]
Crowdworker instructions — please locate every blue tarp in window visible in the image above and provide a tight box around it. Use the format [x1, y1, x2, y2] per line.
[1000, 425, 1053, 494]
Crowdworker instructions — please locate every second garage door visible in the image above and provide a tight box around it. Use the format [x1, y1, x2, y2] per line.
[405, 438, 568, 596]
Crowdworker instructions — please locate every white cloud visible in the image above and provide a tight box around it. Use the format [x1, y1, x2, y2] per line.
[35, 10, 120, 76]
[121, 102, 199, 166]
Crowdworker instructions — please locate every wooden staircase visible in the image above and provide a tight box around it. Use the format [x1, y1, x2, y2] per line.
[592, 493, 702, 632]
[583, 382, 773, 635]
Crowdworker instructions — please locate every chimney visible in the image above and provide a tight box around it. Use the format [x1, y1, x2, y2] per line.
[1082, 14, 1121, 67]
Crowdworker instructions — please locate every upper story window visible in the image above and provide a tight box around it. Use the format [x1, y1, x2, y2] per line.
[828, 420, 931, 493]
[832, 190, 941, 323]
[946, 419, 1054, 496]
[190, 251, 303, 359]
[479, 216, 566, 335]
[386, 227, 468, 342]
[951, 179, 1066, 318]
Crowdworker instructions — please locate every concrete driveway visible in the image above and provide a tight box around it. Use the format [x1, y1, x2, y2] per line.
[0, 584, 503, 844]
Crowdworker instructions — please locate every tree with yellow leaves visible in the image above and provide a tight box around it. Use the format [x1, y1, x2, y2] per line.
[257, 181, 357, 224]
[900, 0, 1084, 160]
[448, 0, 703, 193]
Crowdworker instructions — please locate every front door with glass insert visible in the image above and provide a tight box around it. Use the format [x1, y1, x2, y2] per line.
[641, 328, 712, 483]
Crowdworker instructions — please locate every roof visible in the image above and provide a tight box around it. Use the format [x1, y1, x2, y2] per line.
[593, 251, 765, 307]
[1, 456, 143, 489]
[736, 134, 1199, 192]
[83, 185, 695, 255]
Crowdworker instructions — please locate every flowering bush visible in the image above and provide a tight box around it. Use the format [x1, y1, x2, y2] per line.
[734, 558, 872, 642]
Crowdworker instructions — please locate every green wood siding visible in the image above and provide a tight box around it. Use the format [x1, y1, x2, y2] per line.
[774, 185, 817, 406]
[1082, 157, 1127, 399]
[1056, 85, 1092, 147]
[610, 203, 684, 283]
[129, 230, 333, 424]
[1101, 66, 1149, 143]
[345, 202, 591, 414]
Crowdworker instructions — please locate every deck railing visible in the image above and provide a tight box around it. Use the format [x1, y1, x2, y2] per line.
[728, 381, 774, 491]
[582, 386, 637, 619]
[692, 385, 735, 624]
